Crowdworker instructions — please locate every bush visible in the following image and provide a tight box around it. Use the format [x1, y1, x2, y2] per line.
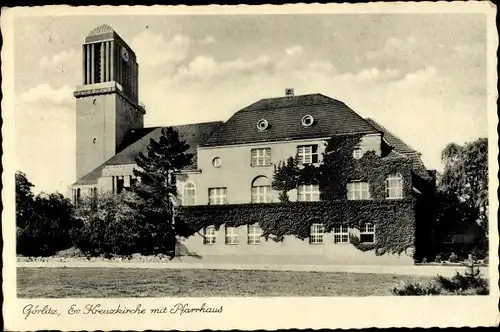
[392, 261, 488, 296]
[434, 253, 444, 263]
[71, 192, 177, 257]
[17, 193, 81, 257]
[470, 244, 488, 261]
[448, 252, 459, 263]
[72, 192, 143, 257]
[55, 247, 84, 258]
[392, 280, 441, 295]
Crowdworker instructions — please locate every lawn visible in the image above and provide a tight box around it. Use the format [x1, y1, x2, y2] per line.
[17, 267, 432, 298]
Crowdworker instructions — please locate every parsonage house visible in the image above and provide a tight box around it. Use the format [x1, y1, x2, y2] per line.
[70, 25, 437, 265]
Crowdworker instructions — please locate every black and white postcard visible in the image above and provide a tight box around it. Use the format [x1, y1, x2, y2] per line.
[2, 3, 498, 331]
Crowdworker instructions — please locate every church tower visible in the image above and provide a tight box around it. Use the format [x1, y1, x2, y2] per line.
[74, 24, 145, 180]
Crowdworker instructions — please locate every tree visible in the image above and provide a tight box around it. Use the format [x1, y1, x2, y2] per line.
[439, 138, 488, 232]
[271, 157, 300, 202]
[17, 192, 79, 256]
[72, 192, 141, 257]
[129, 127, 194, 256]
[15, 171, 34, 229]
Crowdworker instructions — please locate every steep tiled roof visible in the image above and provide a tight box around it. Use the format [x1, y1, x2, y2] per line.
[364, 118, 416, 154]
[201, 94, 380, 147]
[365, 118, 431, 180]
[73, 121, 222, 185]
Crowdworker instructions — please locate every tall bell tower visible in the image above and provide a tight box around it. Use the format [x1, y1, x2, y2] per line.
[74, 24, 146, 180]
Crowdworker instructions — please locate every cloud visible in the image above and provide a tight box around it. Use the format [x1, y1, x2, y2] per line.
[285, 45, 303, 56]
[172, 54, 272, 85]
[131, 30, 192, 67]
[16, 83, 75, 194]
[138, 49, 486, 175]
[200, 35, 216, 44]
[39, 49, 78, 68]
[336, 67, 400, 83]
[18, 84, 74, 107]
[308, 61, 337, 74]
[367, 36, 418, 60]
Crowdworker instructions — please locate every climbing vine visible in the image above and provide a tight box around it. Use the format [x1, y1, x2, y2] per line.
[177, 134, 425, 257]
[271, 134, 414, 201]
[176, 199, 416, 255]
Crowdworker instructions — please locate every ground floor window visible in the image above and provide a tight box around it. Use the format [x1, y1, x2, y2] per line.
[333, 225, 349, 243]
[225, 226, 239, 245]
[203, 225, 217, 244]
[309, 223, 325, 244]
[360, 223, 375, 243]
[247, 224, 262, 244]
[72, 188, 81, 205]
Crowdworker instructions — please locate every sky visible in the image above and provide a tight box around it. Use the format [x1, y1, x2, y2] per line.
[13, 13, 489, 194]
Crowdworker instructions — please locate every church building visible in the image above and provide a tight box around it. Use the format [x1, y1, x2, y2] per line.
[71, 25, 436, 265]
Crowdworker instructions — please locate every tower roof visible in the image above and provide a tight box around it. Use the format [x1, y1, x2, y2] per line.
[88, 24, 115, 36]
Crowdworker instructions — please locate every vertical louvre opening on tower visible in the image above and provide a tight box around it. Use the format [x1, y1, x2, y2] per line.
[94, 44, 102, 84]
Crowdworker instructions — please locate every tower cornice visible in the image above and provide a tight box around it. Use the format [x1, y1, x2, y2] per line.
[74, 81, 146, 114]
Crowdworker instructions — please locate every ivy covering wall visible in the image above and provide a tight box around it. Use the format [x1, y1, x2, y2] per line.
[176, 199, 416, 255]
[176, 134, 434, 258]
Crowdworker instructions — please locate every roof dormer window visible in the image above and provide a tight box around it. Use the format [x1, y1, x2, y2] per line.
[257, 119, 269, 131]
[301, 115, 314, 127]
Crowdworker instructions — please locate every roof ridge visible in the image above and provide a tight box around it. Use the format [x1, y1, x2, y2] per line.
[238, 93, 343, 113]
[142, 120, 224, 130]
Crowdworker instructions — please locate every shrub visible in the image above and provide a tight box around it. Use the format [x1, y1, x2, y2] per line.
[470, 245, 488, 261]
[392, 280, 441, 296]
[72, 191, 177, 257]
[17, 192, 81, 257]
[392, 261, 488, 296]
[448, 252, 459, 263]
[439, 261, 489, 295]
[55, 247, 84, 258]
[434, 253, 444, 263]
[72, 192, 144, 257]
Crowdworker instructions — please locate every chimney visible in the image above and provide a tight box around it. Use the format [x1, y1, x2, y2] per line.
[285, 88, 294, 97]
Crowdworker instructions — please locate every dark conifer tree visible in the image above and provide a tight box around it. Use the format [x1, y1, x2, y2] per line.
[271, 157, 300, 202]
[130, 127, 194, 256]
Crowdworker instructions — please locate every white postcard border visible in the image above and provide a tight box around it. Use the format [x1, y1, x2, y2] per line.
[2, 3, 499, 331]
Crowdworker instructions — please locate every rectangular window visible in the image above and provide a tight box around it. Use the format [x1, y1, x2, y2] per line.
[251, 148, 272, 167]
[347, 182, 370, 200]
[386, 174, 404, 199]
[225, 226, 239, 245]
[360, 223, 375, 243]
[208, 187, 227, 205]
[203, 225, 217, 244]
[248, 224, 262, 245]
[297, 184, 320, 202]
[310, 223, 325, 244]
[333, 225, 349, 244]
[116, 176, 124, 194]
[74, 188, 81, 206]
[297, 145, 319, 165]
[251, 185, 271, 203]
